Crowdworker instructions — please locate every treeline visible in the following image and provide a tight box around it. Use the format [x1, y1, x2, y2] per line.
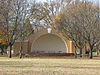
[0, 0, 100, 59]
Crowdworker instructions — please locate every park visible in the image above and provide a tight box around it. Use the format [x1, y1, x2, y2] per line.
[0, 0, 100, 75]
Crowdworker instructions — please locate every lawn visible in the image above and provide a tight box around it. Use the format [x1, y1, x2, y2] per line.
[0, 57, 100, 75]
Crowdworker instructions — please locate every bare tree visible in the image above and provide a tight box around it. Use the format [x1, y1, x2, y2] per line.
[9, 0, 33, 58]
[55, 0, 100, 59]
[0, 0, 33, 58]
[30, 0, 70, 31]
[0, 0, 11, 55]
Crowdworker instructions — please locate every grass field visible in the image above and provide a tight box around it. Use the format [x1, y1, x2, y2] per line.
[0, 57, 100, 75]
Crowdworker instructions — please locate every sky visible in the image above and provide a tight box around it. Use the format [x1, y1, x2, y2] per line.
[28, 0, 100, 5]
[28, 0, 100, 4]
[89, 0, 100, 3]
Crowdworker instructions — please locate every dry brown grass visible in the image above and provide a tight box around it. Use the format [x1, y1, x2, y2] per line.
[0, 57, 100, 75]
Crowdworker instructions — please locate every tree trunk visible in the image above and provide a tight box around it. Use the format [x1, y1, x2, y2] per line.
[90, 47, 93, 59]
[97, 47, 99, 56]
[75, 49, 77, 58]
[80, 48, 82, 57]
[97, 51, 99, 56]
[19, 39, 23, 59]
[74, 46, 77, 58]
[1, 48, 4, 55]
[90, 50, 93, 59]
[9, 45, 12, 58]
